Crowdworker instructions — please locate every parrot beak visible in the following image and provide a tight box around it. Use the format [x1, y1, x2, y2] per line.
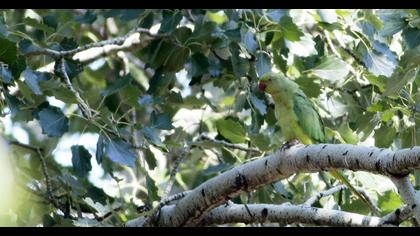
[258, 82, 267, 91]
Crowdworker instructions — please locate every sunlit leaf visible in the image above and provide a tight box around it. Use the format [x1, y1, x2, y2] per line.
[310, 56, 350, 82]
[216, 118, 247, 144]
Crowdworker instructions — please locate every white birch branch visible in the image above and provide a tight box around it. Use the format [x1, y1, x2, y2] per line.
[304, 184, 381, 214]
[391, 176, 420, 224]
[381, 205, 413, 225]
[36, 30, 157, 73]
[126, 144, 420, 226]
[304, 184, 346, 206]
[200, 203, 392, 227]
[127, 202, 394, 227]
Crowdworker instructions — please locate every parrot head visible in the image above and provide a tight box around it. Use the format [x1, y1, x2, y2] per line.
[258, 72, 298, 96]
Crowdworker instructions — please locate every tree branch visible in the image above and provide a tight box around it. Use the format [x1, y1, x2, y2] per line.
[127, 202, 395, 227]
[127, 143, 420, 226]
[196, 134, 262, 155]
[58, 57, 94, 119]
[200, 203, 393, 227]
[391, 176, 420, 224]
[9, 140, 42, 153]
[381, 205, 413, 225]
[26, 27, 166, 59]
[304, 184, 381, 214]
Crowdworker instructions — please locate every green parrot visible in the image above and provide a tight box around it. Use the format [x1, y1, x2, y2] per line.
[258, 72, 377, 213]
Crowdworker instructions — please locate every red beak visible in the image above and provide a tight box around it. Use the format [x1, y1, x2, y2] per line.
[259, 82, 267, 91]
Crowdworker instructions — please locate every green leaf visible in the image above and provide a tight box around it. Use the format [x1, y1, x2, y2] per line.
[402, 27, 420, 49]
[280, 16, 303, 41]
[86, 185, 109, 205]
[8, 55, 26, 80]
[23, 17, 55, 34]
[75, 10, 97, 24]
[294, 76, 322, 98]
[142, 127, 165, 148]
[188, 52, 209, 78]
[0, 23, 9, 38]
[0, 37, 26, 78]
[256, 51, 271, 77]
[356, 113, 379, 142]
[362, 41, 397, 77]
[147, 71, 176, 95]
[164, 47, 190, 72]
[42, 214, 56, 227]
[96, 136, 104, 164]
[145, 172, 160, 202]
[216, 118, 247, 144]
[230, 43, 249, 78]
[60, 37, 78, 51]
[150, 111, 175, 130]
[18, 39, 41, 54]
[22, 68, 51, 95]
[242, 31, 258, 54]
[0, 66, 12, 84]
[120, 86, 141, 107]
[378, 10, 407, 36]
[310, 56, 350, 82]
[104, 138, 137, 167]
[249, 133, 271, 151]
[4, 91, 21, 117]
[159, 10, 182, 33]
[43, 13, 58, 29]
[383, 68, 418, 96]
[364, 72, 387, 92]
[173, 27, 193, 45]
[206, 11, 228, 25]
[38, 106, 69, 137]
[401, 46, 420, 68]
[120, 9, 144, 21]
[266, 9, 288, 22]
[100, 75, 132, 97]
[374, 124, 397, 148]
[378, 190, 404, 214]
[285, 34, 317, 57]
[144, 148, 157, 170]
[338, 122, 359, 144]
[51, 86, 78, 104]
[71, 145, 92, 178]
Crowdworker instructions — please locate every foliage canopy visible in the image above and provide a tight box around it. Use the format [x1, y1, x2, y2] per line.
[0, 9, 419, 226]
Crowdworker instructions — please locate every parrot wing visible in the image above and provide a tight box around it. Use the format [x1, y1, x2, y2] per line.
[292, 89, 325, 143]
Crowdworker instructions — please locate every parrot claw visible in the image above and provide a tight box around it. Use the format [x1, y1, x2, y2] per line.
[280, 139, 302, 152]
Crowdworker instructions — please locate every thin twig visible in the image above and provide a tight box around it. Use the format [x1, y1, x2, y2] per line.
[9, 140, 42, 153]
[196, 134, 262, 155]
[58, 57, 94, 119]
[164, 148, 189, 196]
[136, 190, 192, 227]
[25, 27, 167, 59]
[36, 148, 60, 208]
[9, 140, 60, 209]
[304, 184, 381, 215]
